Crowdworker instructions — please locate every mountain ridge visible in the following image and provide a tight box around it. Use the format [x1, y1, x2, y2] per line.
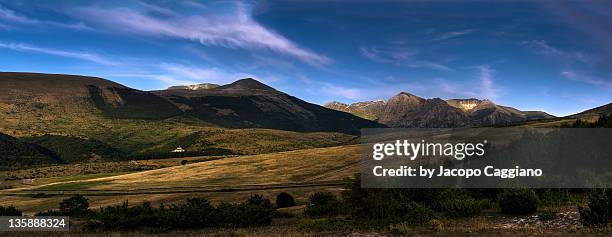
[325, 92, 555, 127]
[0, 72, 382, 135]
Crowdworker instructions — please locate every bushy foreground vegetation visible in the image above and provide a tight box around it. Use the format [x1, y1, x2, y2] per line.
[1, 185, 609, 231]
[579, 189, 612, 225]
[498, 189, 539, 215]
[0, 205, 22, 216]
[29, 194, 276, 230]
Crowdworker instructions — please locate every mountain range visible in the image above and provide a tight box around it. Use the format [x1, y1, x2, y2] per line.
[325, 92, 555, 127]
[1, 72, 611, 168]
[0, 72, 380, 134]
[0, 72, 379, 167]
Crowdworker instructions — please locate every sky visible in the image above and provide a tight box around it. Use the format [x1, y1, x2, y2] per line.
[1, 0, 611, 116]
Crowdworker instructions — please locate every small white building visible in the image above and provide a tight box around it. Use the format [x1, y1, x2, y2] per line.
[21, 178, 35, 185]
[171, 147, 185, 153]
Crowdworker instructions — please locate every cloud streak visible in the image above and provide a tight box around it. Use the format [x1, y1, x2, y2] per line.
[71, 3, 330, 66]
[319, 83, 364, 100]
[433, 29, 474, 41]
[561, 71, 612, 91]
[157, 63, 255, 85]
[359, 45, 452, 71]
[478, 65, 499, 100]
[0, 4, 91, 31]
[0, 42, 116, 65]
[522, 40, 591, 65]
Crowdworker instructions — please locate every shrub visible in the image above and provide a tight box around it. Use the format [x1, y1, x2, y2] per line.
[231, 195, 276, 226]
[35, 209, 64, 216]
[400, 201, 435, 225]
[498, 189, 539, 215]
[0, 205, 22, 216]
[537, 189, 571, 207]
[341, 176, 434, 224]
[90, 196, 276, 230]
[579, 189, 611, 225]
[276, 192, 295, 208]
[180, 160, 188, 165]
[59, 195, 90, 216]
[97, 201, 162, 230]
[439, 197, 488, 217]
[165, 198, 218, 228]
[305, 192, 341, 217]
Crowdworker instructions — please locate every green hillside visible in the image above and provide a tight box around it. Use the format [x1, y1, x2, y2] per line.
[0, 73, 366, 158]
[0, 133, 63, 169]
[22, 135, 126, 163]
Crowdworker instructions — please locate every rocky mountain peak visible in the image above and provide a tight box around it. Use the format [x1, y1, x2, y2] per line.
[167, 83, 220, 90]
[324, 101, 349, 110]
[446, 98, 495, 112]
[390, 92, 425, 107]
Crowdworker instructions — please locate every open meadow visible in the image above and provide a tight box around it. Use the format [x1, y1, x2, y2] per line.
[0, 145, 361, 214]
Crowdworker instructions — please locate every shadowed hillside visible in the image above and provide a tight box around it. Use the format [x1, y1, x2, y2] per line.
[153, 78, 385, 134]
[0, 132, 63, 169]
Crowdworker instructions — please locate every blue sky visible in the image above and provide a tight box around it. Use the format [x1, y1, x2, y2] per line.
[1, 0, 611, 116]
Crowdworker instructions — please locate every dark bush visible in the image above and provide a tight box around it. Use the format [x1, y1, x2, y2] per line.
[579, 189, 612, 225]
[96, 201, 163, 230]
[276, 192, 295, 208]
[398, 201, 435, 226]
[439, 197, 488, 217]
[87, 195, 276, 230]
[35, 209, 64, 216]
[341, 176, 434, 224]
[180, 160, 188, 165]
[164, 198, 218, 228]
[498, 189, 539, 215]
[305, 192, 341, 217]
[59, 195, 90, 216]
[231, 195, 276, 226]
[0, 205, 22, 216]
[537, 189, 572, 207]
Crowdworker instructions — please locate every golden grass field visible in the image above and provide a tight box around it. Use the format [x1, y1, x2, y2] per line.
[0, 145, 361, 214]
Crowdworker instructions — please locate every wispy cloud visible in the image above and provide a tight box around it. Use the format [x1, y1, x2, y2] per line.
[522, 40, 591, 65]
[319, 83, 364, 100]
[0, 4, 30, 23]
[561, 71, 612, 91]
[0, 4, 91, 31]
[0, 42, 116, 65]
[359, 45, 452, 71]
[406, 61, 453, 72]
[104, 62, 266, 89]
[433, 29, 474, 41]
[478, 65, 499, 100]
[433, 66, 501, 100]
[543, 1, 612, 70]
[157, 63, 255, 85]
[71, 3, 330, 66]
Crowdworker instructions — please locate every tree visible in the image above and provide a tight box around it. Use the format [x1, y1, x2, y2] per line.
[59, 195, 90, 216]
[276, 192, 295, 208]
